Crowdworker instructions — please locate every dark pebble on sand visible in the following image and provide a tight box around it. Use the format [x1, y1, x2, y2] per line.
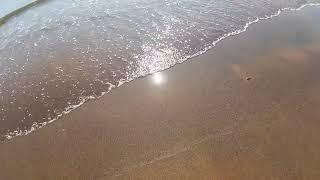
[246, 77, 253, 81]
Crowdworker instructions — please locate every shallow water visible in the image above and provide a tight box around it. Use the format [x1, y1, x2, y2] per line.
[0, 0, 319, 141]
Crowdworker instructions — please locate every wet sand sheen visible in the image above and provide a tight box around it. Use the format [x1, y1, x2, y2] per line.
[2, 1, 319, 140]
[1, 6, 320, 180]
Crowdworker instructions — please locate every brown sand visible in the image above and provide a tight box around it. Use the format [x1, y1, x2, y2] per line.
[1, 6, 320, 180]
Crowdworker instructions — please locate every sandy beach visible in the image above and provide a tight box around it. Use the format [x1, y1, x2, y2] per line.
[1, 5, 320, 180]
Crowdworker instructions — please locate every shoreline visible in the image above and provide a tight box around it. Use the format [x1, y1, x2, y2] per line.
[0, 0, 47, 25]
[3, 2, 320, 142]
[1, 5, 320, 180]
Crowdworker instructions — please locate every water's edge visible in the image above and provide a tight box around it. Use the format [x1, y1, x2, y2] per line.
[4, 3, 320, 141]
[0, 0, 49, 26]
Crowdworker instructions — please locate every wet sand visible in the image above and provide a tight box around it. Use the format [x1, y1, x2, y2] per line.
[1, 6, 320, 180]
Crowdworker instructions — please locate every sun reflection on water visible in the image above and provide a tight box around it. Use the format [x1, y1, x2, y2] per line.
[151, 72, 166, 86]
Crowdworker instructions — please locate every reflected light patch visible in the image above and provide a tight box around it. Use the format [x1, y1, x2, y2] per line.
[152, 72, 166, 85]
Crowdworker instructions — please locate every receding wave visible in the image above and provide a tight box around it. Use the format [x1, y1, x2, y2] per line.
[0, 0, 320, 142]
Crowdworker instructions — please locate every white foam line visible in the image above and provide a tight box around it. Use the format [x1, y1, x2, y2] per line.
[188, 3, 320, 62]
[4, 3, 320, 141]
[4, 82, 116, 140]
[103, 3, 320, 178]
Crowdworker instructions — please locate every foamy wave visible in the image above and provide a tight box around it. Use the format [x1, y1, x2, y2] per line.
[3, 3, 320, 141]
[187, 3, 320, 63]
[0, 0, 48, 26]
[4, 82, 116, 140]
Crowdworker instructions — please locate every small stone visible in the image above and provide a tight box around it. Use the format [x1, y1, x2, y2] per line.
[246, 77, 252, 81]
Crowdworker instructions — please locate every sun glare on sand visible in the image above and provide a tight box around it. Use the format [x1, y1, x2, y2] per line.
[152, 72, 166, 86]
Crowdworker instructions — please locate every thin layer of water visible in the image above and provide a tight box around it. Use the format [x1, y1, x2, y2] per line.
[0, 0, 319, 141]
